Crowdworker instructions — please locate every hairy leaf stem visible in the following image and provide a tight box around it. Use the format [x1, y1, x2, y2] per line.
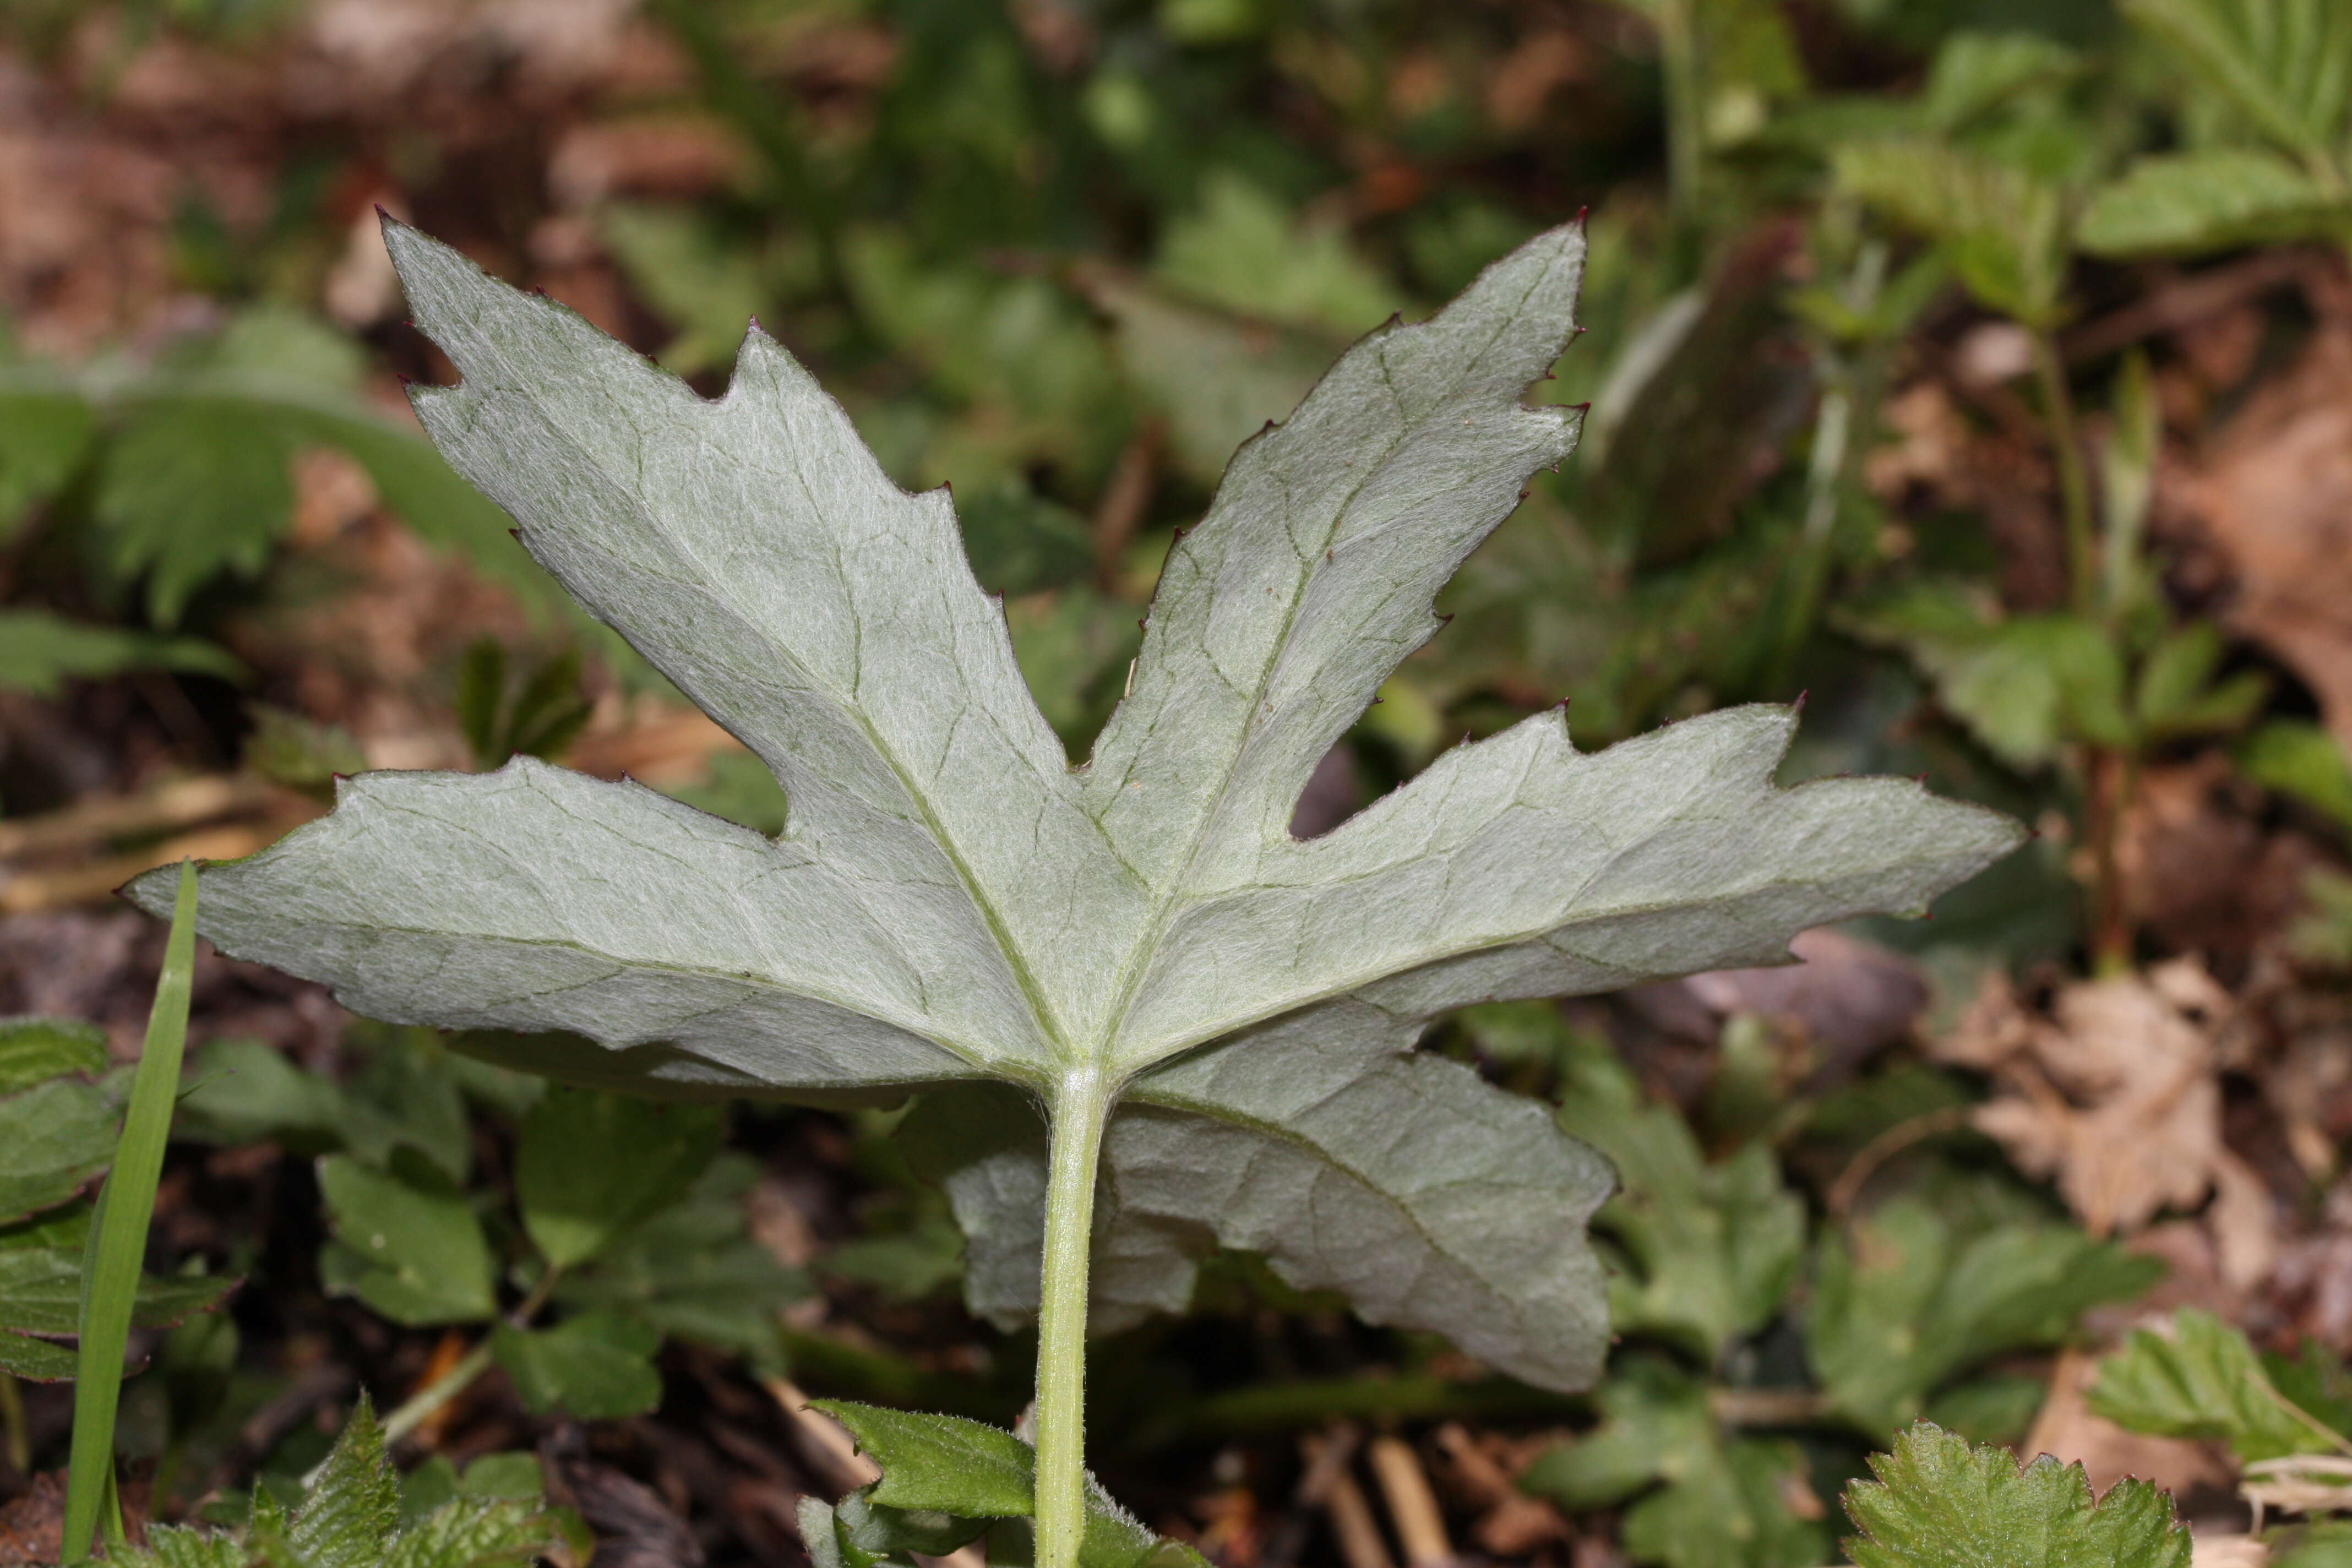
[1035, 1069, 1113, 1568]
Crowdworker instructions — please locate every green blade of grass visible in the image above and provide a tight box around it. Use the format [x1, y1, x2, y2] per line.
[62, 859, 198, 1563]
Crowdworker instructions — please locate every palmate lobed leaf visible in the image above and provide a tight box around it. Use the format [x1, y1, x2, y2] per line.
[128, 216, 2019, 1390]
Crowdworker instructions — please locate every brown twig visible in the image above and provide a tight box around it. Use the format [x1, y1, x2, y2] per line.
[1366, 1437, 1452, 1568]
[1827, 1106, 1973, 1219]
[2061, 249, 2311, 364]
[1091, 418, 1163, 590]
[763, 1377, 880, 1494]
[0, 774, 282, 862]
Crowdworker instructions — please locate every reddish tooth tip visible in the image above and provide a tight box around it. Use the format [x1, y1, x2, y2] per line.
[1792, 689, 1809, 712]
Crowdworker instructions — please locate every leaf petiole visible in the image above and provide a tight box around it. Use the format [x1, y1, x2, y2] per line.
[375, 1265, 565, 1451]
[1033, 1069, 1112, 1568]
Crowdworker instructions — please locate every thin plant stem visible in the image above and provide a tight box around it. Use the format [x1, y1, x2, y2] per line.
[2033, 326, 2138, 968]
[376, 1266, 567, 1452]
[378, 1341, 496, 1451]
[1657, 0, 1706, 234]
[0, 1373, 25, 1477]
[2032, 328, 2097, 619]
[1033, 1069, 1113, 1568]
[2087, 747, 2138, 976]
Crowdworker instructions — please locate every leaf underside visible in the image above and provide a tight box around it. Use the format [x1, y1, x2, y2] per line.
[129, 217, 2020, 1392]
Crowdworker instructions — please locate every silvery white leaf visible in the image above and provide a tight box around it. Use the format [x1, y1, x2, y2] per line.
[128, 216, 2022, 1391]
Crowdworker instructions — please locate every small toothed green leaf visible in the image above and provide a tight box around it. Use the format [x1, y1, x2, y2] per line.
[292, 1395, 401, 1568]
[2089, 1308, 2348, 1463]
[1841, 1422, 2190, 1567]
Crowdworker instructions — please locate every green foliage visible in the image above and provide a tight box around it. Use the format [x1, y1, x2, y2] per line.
[453, 640, 594, 771]
[804, 1402, 1208, 1568]
[1555, 1070, 1804, 1363]
[316, 1154, 498, 1326]
[516, 1087, 723, 1268]
[1841, 1422, 2191, 1567]
[1831, 141, 2068, 327]
[2087, 0, 2352, 256]
[108, 1398, 567, 1568]
[0, 309, 553, 628]
[2240, 720, 2352, 832]
[1518, 1360, 1828, 1568]
[2089, 1308, 2352, 1462]
[139, 219, 2019, 1425]
[0, 609, 242, 696]
[283, 1058, 796, 1409]
[1841, 586, 2266, 771]
[489, 1310, 662, 1419]
[173, 1019, 797, 1419]
[1807, 1196, 2163, 1434]
[2079, 148, 2352, 253]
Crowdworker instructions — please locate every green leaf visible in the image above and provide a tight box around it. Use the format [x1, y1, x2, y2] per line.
[1518, 1361, 1828, 1568]
[552, 1153, 803, 1369]
[818, 1402, 1035, 1517]
[2240, 720, 2352, 831]
[378, 1498, 559, 1568]
[1553, 1093, 1803, 1362]
[515, 1086, 721, 1269]
[2082, 149, 2352, 255]
[2133, 623, 2268, 740]
[2121, 0, 2352, 162]
[1155, 170, 1402, 336]
[1919, 31, 2082, 130]
[0, 1330, 78, 1380]
[94, 398, 296, 624]
[138, 217, 2018, 1398]
[1092, 276, 1335, 488]
[491, 1309, 663, 1419]
[315, 1155, 496, 1325]
[809, 1402, 1207, 1568]
[1839, 589, 2130, 767]
[0, 610, 242, 696]
[0, 1248, 233, 1337]
[1831, 140, 2069, 325]
[0, 385, 98, 521]
[171, 1037, 354, 1152]
[1808, 1197, 2162, 1435]
[103, 1525, 248, 1568]
[1841, 1422, 2191, 1567]
[292, 1395, 401, 1568]
[0, 1016, 107, 1095]
[2088, 1308, 2348, 1462]
[0, 1075, 117, 1224]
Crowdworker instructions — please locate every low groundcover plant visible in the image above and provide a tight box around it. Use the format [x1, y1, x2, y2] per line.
[130, 214, 2019, 1566]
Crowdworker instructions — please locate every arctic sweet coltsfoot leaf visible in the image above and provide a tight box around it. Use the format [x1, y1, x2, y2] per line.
[127, 216, 2019, 1560]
